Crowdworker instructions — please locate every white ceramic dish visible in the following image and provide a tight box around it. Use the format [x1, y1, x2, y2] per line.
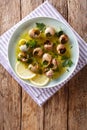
[8, 17, 79, 88]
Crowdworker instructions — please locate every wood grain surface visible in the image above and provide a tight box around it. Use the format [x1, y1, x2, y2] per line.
[0, 0, 87, 130]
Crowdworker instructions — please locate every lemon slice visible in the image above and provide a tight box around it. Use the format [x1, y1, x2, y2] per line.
[30, 74, 50, 87]
[15, 62, 36, 79]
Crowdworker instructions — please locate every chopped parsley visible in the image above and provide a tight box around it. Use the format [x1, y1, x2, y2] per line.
[55, 30, 63, 37]
[68, 59, 73, 67]
[17, 58, 21, 61]
[66, 69, 69, 72]
[70, 46, 73, 49]
[36, 23, 46, 31]
[26, 40, 37, 48]
[61, 55, 69, 60]
[62, 59, 73, 67]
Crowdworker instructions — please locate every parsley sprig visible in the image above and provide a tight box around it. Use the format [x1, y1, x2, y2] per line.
[61, 56, 73, 67]
[26, 40, 37, 48]
[36, 23, 46, 31]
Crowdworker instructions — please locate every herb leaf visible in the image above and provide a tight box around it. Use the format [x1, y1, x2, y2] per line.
[36, 23, 46, 31]
[70, 46, 73, 49]
[62, 59, 73, 67]
[26, 41, 30, 47]
[62, 60, 69, 67]
[17, 58, 21, 61]
[55, 31, 63, 37]
[68, 59, 73, 67]
[61, 55, 69, 60]
[67, 69, 69, 72]
[26, 40, 37, 48]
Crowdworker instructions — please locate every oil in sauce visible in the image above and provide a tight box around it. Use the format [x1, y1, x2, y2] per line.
[16, 29, 72, 80]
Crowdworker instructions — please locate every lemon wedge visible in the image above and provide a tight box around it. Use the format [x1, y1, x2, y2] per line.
[15, 62, 36, 79]
[30, 74, 49, 87]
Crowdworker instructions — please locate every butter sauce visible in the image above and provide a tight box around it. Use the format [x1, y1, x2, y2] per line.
[16, 25, 72, 80]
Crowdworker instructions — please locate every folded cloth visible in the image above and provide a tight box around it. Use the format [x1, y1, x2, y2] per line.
[0, 1, 87, 106]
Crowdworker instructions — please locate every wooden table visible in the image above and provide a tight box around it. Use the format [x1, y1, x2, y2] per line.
[0, 0, 87, 130]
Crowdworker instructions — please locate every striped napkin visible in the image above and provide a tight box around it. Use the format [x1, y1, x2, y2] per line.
[0, 1, 87, 106]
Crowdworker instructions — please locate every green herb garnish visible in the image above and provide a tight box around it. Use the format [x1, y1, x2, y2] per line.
[61, 55, 69, 60]
[17, 58, 21, 61]
[26, 40, 37, 48]
[36, 23, 46, 31]
[66, 69, 69, 72]
[54, 53, 58, 58]
[70, 46, 73, 49]
[55, 31, 63, 37]
[26, 41, 30, 47]
[62, 59, 73, 67]
[68, 59, 73, 67]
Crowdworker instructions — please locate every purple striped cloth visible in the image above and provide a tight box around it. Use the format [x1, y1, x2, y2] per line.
[0, 1, 87, 106]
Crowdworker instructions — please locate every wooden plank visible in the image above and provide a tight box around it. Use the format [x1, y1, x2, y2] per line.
[68, 0, 87, 42]
[44, 86, 68, 130]
[21, 0, 44, 18]
[0, 0, 21, 34]
[0, 0, 21, 130]
[21, 1, 44, 130]
[68, 0, 87, 130]
[44, 0, 68, 130]
[22, 92, 44, 130]
[68, 68, 87, 130]
[47, 0, 68, 19]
